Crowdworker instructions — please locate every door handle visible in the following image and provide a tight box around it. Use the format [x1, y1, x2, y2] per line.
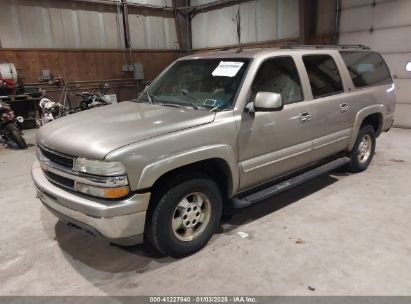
[340, 103, 350, 113]
[299, 111, 312, 123]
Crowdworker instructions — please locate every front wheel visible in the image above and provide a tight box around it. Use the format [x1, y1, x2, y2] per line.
[146, 175, 222, 257]
[80, 100, 89, 111]
[347, 125, 375, 173]
[5, 123, 27, 149]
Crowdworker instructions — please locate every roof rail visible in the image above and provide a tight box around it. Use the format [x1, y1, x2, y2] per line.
[280, 44, 371, 50]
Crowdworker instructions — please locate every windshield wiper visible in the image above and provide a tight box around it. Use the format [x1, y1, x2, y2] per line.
[180, 89, 199, 110]
[133, 91, 158, 104]
[145, 91, 159, 104]
[160, 103, 186, 108]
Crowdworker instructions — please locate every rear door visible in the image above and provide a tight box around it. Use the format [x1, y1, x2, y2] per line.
[300, 52, 355, 159]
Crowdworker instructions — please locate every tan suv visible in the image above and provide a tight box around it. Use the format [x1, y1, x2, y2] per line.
[32, 45, 395, 257]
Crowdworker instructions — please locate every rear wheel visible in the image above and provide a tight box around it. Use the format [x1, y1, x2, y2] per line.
[347, 125, 375, 172]
[5, 123, 27, 149]
[146, 175, 222, 257]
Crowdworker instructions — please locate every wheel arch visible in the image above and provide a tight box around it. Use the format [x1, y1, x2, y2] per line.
[137, 144, 238, 199]
[348, 105, 384, 151]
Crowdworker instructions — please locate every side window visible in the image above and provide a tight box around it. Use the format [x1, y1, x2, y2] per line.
[302, 55, 344, 99]
[251, 56, 303, 105]
[340, 51, 393, 88]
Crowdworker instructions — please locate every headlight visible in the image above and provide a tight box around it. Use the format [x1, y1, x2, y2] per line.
[73, 158, 130, 199]
[76, 183, 130, 199]
[74, 158, 126, 176]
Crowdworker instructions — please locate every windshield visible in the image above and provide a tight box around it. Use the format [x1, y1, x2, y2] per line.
[135, 58, 250, 111]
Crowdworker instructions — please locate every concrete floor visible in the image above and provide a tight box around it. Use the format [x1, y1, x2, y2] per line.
[0, 128, 411, 296]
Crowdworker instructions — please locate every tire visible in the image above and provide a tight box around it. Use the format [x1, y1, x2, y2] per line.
[347, 125, 376, 173]
[80, 100, 89, 111]
[6, 123, 27, 149]
[146, 174, 222, 257]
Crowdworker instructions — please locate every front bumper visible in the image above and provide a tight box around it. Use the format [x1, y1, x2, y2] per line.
[32, 161, 150, 245]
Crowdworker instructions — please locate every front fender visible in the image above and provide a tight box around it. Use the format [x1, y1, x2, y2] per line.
[137, 144, 239, 196]
[348, 104, 384, 151]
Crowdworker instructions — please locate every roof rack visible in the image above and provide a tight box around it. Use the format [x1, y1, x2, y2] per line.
[280, 44, 371, 50]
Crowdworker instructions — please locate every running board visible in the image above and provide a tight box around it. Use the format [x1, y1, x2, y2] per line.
[232, 157, 351, 209]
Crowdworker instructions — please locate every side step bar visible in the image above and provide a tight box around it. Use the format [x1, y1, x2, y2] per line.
[232, 157, 351, 209]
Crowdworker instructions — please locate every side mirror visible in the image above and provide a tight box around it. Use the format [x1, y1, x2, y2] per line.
[254, 92, 283, 111]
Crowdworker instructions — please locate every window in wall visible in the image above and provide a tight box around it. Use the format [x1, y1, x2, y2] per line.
[340, 51, 393, 88]
[251, 56, 303, 105]
[302, 55, 343, 99]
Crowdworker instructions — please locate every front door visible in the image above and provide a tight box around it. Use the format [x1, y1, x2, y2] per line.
[237, 56, 316, 191]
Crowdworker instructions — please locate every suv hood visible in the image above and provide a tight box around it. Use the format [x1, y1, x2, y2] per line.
[37, 101, 216, 159]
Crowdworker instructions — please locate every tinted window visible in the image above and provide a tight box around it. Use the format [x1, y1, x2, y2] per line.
[251, 57, 303, 105]
[303, 55, 343, 98]
[340, 51, 392, 88]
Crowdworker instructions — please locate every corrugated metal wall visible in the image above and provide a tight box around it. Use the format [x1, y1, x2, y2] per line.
[191, 0, 299, 49]
[128, 8, 178, 49]
[0, 0, 178, 49]
[339, 0, 411, 128]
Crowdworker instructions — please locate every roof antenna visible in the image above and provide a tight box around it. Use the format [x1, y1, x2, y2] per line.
[236, 7, 243, 53]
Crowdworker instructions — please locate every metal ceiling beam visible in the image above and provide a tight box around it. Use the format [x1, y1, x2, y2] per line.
[121, 0, 130, 49]
[299, 0, 317, 44]
[70, 0, 173, 12]
[184, 0, 256, 16]
[172, 0, 192, 53]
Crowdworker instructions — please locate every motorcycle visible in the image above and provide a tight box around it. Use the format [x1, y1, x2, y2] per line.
[38, 96, 69, 126]
[71, 83, 112, 110]
[0, 101, 27, 149]
[37, 89, 78, 126]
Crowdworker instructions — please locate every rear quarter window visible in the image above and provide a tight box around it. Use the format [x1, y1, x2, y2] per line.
[340, 51, 393, 88]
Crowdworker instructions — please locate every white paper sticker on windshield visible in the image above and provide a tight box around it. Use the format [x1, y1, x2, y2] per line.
[212, 61, 244, 77]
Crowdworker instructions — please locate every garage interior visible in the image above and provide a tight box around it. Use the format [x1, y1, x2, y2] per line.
[1, 0, 411, 298]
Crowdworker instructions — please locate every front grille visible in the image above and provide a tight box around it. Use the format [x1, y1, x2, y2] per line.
[40, 146, 74, 169]
[45, 171, 75, 189]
